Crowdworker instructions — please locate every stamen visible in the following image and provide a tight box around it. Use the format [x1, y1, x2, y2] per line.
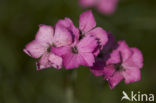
[47, 47, 51, 52]
[47, 43, 56, 53]
[79, 30, 85, 40]
[79, 34, 85, 40]
[72, 46, 78, 54]
[115, 63, 124, 71]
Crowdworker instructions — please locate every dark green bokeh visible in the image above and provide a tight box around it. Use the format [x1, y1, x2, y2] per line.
[0, 0, 156, 103]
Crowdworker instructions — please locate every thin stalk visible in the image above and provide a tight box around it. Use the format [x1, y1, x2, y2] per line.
[64, 70, 77, 103]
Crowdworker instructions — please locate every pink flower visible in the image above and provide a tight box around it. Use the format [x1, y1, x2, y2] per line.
[96, 0, 119, 15]
[91, 41, 143, 89]
[79, 0, 95, 8]
[79, 10, 108, 55]
[23, 24, 73, 70]
[52, 34, 98, 69]
[79, 0, 119, 15]
[52, 10, 108, 69]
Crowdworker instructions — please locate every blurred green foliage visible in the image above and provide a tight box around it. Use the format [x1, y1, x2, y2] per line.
[0, 0, 156, 103]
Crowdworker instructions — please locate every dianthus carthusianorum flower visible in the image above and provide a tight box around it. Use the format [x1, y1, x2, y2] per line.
[91, 40, 143, 89]
[24, 24, 73, 70]
[52, 10, 108, 69]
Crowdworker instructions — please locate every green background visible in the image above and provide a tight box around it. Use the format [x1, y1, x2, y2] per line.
[0, 0, 156, 103]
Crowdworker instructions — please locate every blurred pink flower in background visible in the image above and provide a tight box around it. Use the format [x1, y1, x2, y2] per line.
[79, 0, 119, 15]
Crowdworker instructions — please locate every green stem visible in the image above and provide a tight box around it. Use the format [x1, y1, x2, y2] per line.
[65, 85, 74, 103]
[64, 70, 77, 103]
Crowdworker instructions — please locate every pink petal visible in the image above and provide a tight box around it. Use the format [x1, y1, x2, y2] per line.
[107, 41, 132, 65]
[36, 53, 50, 70]
[107, 72, 123, 89]
[96, 0, 118, 15]
[131, 48, 143, 68]
[102, 32, 115, 52]
[106, 49, 121, 65]
[63, 53, 87, 69]
[51, 46, 71, 57]
[53, 46, 95, 69]
[90, 59, 105, 76]
[80, 52, 95, 66]
[56, 18, 73, 28]
[48, 53, 63, 69]
[35, 25, 54, 45]
[36, 53, 62, 70]
[122, 68, 141, 84]
[93, 49, 100, 56]
[77, 35, 97, 53]
[90, 68, 104, 76]
[79, 0, 96, 8]
[117, 41, 132, 62]
[87, 27, 108, 47]
[79, 10, 96, 33]
[103, 65, 115, 79]
[52, 46, 87, 69]
[53, 24, 73, 47]
[123, 48, 143, 69]
[56, 18, 78, 32]
[23, 40, 46, 58]
[56, 18, 79, 39]
[55, 18, 79, 43]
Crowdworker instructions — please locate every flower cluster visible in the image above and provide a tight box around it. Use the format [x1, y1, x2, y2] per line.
[79, 0, 119, 15]
[24, 10, 108, 70]
[23, 10, 143, 89]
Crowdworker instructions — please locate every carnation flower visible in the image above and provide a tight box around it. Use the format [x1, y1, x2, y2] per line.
[23, 24, 73, 70]
[91, 41, 143, 89]
[52, 10, 108, 69]
[52, 35, 98, 69]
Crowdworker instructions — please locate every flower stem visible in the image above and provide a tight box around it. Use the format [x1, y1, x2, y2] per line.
[64, 70, 77, 103]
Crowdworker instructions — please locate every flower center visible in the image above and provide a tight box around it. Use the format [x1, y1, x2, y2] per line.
[115, 63, 124, 72]
[47, 46, 51, 53]
[47, 44, 56, 53]
[79, 30, 85, 40]
[71, 46, 78, 54]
